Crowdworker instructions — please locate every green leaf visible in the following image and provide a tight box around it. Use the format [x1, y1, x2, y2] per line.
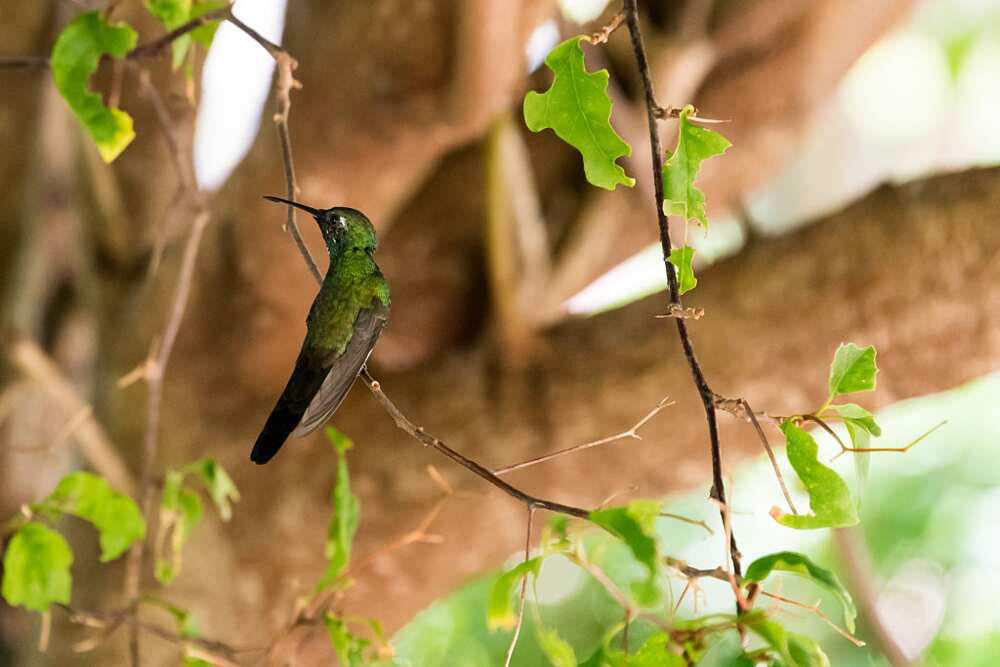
[317, 427, 360, 590]
[537, 627, 577, 667]
[487, 557, 542, 630]
[787, 633, 831, 667]
[190, 1, 227, 48]
[185, 458, 240, 521]
[668, 246, 698, 295]
[524, 36, 634, 190]
[745, 617, 796, 666]
[144, 595, 201, 638]
[827, 403, 881, 437]
[43, 471, 145, 561]
[661, 105, 731, 228]
[827, 343, 878, 399]
[51, 12, 137, 163]
[324, 614, 370, 667]
[696, 631, 750, 667]
[628, 633, 685, 666]
[589, 500, 661, 605]
[2, 522, 73, 612]
[155, 471, 204, 584]
[775, 421, 859, 530]
[744, 551, 856, 632]
[828, 403, 879, 496]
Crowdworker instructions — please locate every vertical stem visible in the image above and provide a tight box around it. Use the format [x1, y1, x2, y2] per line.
[622, 0, 741, 578]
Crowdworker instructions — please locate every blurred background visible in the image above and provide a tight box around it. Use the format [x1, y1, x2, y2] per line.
[1, 0, 998, 664]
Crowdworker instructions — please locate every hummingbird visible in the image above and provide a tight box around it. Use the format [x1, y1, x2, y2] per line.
[250, 196, 390, 464]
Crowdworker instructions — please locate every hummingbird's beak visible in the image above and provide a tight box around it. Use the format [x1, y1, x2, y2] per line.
[263, 195, 322, 217]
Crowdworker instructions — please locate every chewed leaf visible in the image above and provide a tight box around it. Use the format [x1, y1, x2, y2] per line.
[668, 245, 697, 295]
[775, 421, 858, 530]
[827, 343, 878, 399]
[51, 12, 137, 162]
[524, 36, 634, 190]
[661, 105, 731, 228]
[589, 500, 661, 605]
[1, 522, 73, 612]
[744, 551, 856, 632]
[43, 471, 145, 562]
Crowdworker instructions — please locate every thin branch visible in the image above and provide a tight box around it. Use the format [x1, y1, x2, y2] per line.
[503, 506, 535, 667]
[622, 0, 741, 579]
[586, 11, 626, 45]
[759, 590, 866, 648]
[493, 397, 673, 475]
[127, 7, 233, 61]
[6, 333, 136, 495]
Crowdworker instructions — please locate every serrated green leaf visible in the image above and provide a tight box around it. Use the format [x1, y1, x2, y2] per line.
[487, 557, 542, 630]
[744, 551, 856, 632]
[155, 471, 204, 584]
[827, 344, 878, 399]
[2, 522, 73, 612]
[589, 500, 661, 605]
[775, 421, 858, 530]
[318, 427, 360, 591]
[787, 633, 831, 667]
[43, 471, 145, 561]
[325, 614, 370, 666]
[51, 12, 137, 162]
[668, 246, 698, 295]
[628, 633, 685, 666]
[538, 627, 576, 667]
[185, 458, 239, 521]
[661, 105, 731, 228]
[524, 36, 634, 190]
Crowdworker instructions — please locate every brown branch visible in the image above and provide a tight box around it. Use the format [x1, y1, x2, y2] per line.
[5, 333, 136, 496]
[503, 506, 535, 667]
[759, 590, 866, 648]
[127, 7, 232, 61]
[493, 397, 673, 475]
[623, 0, 741, 580]
[586, 11, 626, 45]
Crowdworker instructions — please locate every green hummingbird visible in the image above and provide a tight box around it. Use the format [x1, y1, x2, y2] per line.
[251, 196, 390, 464]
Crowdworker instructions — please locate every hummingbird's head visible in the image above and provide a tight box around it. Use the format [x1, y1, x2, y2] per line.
[263, 196, 378, 253]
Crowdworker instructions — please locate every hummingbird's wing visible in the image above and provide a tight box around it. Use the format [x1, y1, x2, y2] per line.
[291, 300, 389, 437]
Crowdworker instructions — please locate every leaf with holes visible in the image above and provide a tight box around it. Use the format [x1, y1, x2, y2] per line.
[51, 12, 137, 162]
[744, 551, 856, 632]
[668, 245, 697, 295]
[524, 36, 634, 190]
[42, 471, 145, 562]
[661, 105, 731, 228]
[774, 421, 858, 529]
[2, 522, 73, 612]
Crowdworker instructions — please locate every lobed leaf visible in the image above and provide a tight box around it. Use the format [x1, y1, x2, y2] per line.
[50, 12, 137, 163]
[775, 421, 858, 529]
[2, 522, 73, 612]
[744, 551, 856, 632]
[661, 105, 731, 228]
[668, 246, 698, 295]
[589, 500, 661, 605]
[524, 36, 634, 190]
[827, 344, 878, 399]
[317, 427, 360, 590]
[487, 557, 542, 631]
[43, 471, 145, 561]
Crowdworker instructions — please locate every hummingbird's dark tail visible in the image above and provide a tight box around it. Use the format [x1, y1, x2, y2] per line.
[251, 353, 327, 464]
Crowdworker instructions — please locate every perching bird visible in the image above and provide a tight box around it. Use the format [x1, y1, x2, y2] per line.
[250, 196, 390, 464]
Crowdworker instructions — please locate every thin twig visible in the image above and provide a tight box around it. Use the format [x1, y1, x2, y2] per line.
[622, 0, 741, 580]
[759, 590, 866, 647]
[493, 397, 672, 475]
[503, 506, 535, 667]
[586, 11, 625, 45]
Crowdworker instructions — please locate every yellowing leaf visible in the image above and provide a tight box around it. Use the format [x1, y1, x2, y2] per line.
[524, 36, 634, 190]
[51, 12, 137, 163]
[661, 105, 731, 228]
